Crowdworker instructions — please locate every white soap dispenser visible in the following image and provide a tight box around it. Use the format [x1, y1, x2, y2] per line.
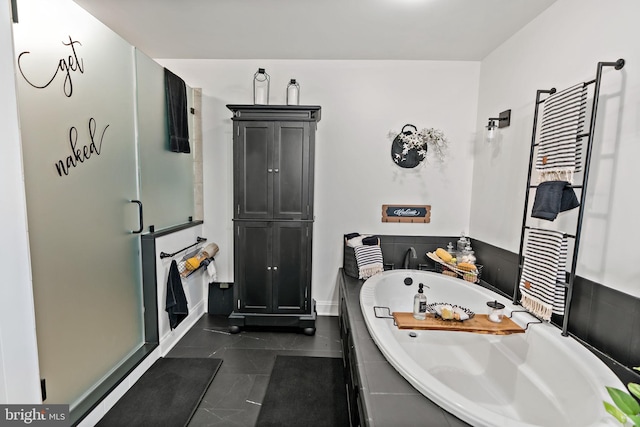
[413, 283, 427, 320]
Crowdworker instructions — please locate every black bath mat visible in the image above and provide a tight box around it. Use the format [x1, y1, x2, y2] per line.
[97, 357, 222, 427]
[256, 356, 349, 427]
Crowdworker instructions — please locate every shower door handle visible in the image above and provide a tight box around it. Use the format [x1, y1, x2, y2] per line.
[130, 200, 144, 234]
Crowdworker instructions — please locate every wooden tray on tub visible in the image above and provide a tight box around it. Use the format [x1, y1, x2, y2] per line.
[392, 312, 525, 335]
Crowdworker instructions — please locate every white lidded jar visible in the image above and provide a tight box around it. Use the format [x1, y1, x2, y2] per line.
[487, 300, 505, 323]
[459, 243, 476, 265]
[286, 79, 300, 105]
[253, 68, 270, 105]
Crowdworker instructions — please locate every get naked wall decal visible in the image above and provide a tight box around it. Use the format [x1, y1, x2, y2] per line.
[16, 35, 110, 177]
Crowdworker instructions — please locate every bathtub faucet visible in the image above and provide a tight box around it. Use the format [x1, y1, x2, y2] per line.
[403, 247, 417, 269]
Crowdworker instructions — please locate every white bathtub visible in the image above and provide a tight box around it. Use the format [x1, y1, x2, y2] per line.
[360, 270, 623, 427]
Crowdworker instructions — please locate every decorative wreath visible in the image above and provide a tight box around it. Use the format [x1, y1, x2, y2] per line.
[389, 124, 448, 168]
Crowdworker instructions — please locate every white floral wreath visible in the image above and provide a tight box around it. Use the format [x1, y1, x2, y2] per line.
[389, 127, 448, 164]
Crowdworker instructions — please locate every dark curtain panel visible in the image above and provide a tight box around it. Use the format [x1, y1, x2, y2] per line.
[164, 68, 190, 153]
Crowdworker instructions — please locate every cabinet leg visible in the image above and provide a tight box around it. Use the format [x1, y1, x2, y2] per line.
[303, 327, 316, 336]
[229, 325, 241, 334]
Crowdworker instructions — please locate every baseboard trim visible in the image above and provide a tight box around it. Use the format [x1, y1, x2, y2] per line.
[315, 300, 338, 316]
[159, 300, 205, 356]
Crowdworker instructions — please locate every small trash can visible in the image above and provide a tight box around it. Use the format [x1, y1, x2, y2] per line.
[208, 282, 234, 315]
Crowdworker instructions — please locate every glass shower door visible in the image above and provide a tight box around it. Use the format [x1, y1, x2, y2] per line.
[13, 0, 144, 407]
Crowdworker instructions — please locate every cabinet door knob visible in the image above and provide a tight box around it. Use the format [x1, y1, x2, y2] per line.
[267, 266, 272, 270]
[268, 168, 273, 173]
[273, 266, 278, 270]
[274, 168, 279, 173]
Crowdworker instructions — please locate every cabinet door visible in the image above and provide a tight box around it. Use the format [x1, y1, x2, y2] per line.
[235, 222, 272, 312]
[234, 122, 273, 219]
[272, 222, 311, 314]
[273, 122, 312, 220]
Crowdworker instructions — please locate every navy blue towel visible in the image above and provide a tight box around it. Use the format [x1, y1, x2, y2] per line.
[166, 260, 188, 330]
[531, 181, 580, 221]
[164, 68, 190, 153]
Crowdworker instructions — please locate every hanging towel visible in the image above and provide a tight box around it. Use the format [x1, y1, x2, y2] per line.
[536, 83, 587, 183]
[354, 245, 383, 280]
[519, 228, 568, 321]
[166, 260, 189, 329]
[164, 68, 190, 153]
[531, 181, 580, 221]
[206, 259, 217, 281]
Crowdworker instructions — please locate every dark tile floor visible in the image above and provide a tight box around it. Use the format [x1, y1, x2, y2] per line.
[167, 315, 342, 427]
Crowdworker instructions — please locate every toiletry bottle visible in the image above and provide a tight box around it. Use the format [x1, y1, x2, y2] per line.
[413, 283, 427, 320]
[447, 242, 455, 256]
[457, 232, 467, 253]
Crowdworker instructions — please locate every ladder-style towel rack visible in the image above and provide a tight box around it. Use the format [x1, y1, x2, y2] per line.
[513, 59, 625, 337]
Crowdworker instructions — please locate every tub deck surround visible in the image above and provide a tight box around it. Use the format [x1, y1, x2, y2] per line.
[359, 270, 624, 427]
[338, 271, 470, 426]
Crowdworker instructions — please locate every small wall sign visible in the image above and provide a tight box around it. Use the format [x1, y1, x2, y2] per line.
[381, 204, 431, 223]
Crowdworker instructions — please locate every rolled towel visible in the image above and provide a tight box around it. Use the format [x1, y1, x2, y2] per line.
[347, 234, 370, 247]
[185, 257, 201, 271]
[362, 235, 380, 246]
[202, 243, 219, 258]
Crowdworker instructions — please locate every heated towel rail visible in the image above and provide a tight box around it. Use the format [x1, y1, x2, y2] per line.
[513, 59, 625, 337]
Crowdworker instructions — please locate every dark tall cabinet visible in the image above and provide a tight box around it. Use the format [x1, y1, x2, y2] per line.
[227, 105, 321, 335]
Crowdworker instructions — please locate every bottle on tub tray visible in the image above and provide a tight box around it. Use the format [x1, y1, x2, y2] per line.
[413, 283, 427, 320]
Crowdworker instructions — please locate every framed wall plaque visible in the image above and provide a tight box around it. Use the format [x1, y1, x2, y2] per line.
[381, 204, 431, 223]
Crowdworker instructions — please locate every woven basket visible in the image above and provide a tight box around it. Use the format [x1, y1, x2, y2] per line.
[343, 245, 359, 278]
[343, 236, 381, 279]
[435, 262, 483, 283]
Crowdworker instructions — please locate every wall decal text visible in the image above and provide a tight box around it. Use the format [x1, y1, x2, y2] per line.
[55, 118, 109, 177]
[17, 35, 84, 97]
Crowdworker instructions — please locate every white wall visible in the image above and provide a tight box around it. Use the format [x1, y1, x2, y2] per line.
[0, 0, 42, 404]
[154, 226, 209, 355]
[157, 59, 481, 314]
[471, 0, 640, 296]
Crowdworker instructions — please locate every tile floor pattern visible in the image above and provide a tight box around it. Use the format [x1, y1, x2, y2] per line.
[167, 315, 343, 427]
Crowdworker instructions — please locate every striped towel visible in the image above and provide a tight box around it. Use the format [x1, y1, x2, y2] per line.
[519, 228, 568, 321]
[536, 83, 587, 184]
[354, 245, 383, 280]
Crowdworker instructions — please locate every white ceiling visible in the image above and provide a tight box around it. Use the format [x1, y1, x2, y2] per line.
[72, 0, 556, 61]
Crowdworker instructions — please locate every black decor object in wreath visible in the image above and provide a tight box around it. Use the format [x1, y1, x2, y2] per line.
[391, 124, 426, 169]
